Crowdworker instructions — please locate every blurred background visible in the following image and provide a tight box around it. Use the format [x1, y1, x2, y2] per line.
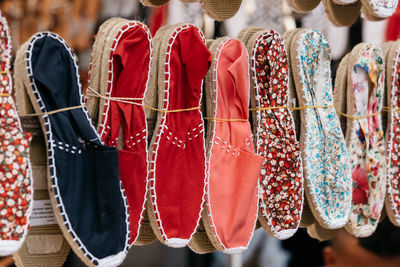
[0, 0, 399, 266]
[1, 0, 399, 85]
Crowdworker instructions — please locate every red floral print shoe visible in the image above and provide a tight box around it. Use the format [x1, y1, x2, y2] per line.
[239, 28, 304, 240]
[0, 11, 32, 255]
[383, 41, 400, 226]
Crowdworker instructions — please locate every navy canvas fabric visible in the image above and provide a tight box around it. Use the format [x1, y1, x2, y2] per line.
[29, 35, 128, 260]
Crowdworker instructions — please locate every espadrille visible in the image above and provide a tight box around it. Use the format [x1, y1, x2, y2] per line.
[141, 0, 197, 7]
[188, 223, 216, 254]
[309, 54, 352, 242]
[290, 29, 352, 229]
[188, 39, 217, 256]
[91, 20, 153, 246]
[360, 0, 398, 20]
[14, 32, 129, 266]
[13, 41, 71, 267]
[332, 0, 358, 4]
[139, 0, 169, 7]
[188, 39, 218, 255]
[337, 43, 386, 237]
[140, 26, 187, 248]
[146, 24, 211, 248]
[87, 18, 157, 246]
[287, 0, 321, 13]
[332, 53, 354, 240]
[86, 18, 129, 129]
[94, 19, 134, 130]
[239, 28, 304, 240]
[282, 29, 302, 138]
[237, 27, 264, 46]
[285, 29, 315, 230]
[137, 25, 180, 247]
[383, 41, 400, 227]
[283, 29, 315, 229]
[285, 29, 313, 230]
[86, 17, 118, 126]
[307, 221, 340, 241]
[0, 12, 33, 256]
[200, 0, 243, 21]
[201, 37, 264, 253]
[333, 53, 350, 134]
[140, 0, 242, 20]
[322, 0, 361, 26]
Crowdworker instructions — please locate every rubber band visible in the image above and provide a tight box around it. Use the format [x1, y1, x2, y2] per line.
[249, 105, 333, 111]
[336, 110, 381, 120]
[0, 93, 10, 97]
[0, 70, 10, 74]
[86, 87, 200, 113]
[19, 105, 86, 117]
[203, 117, 248, 122]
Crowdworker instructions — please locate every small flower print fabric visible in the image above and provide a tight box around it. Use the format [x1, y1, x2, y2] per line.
[385, 41, 400, 226]
[291, 29, 352, 229]
[248, 30, 304, 239]
[364, 0, 398, 18]
[345, 43, 386, 237]
[0, 12, 32, 255]
[202, 38, 264, 253]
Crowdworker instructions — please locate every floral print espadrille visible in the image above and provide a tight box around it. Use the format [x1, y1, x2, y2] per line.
[146, 24, 211, 248]
[360, 0, 398, 20]
[322, 0, 361, 27]
[287, 0, 321, 13]
[384, 41, 400, 227]
[0, 12, 33, 256]
[289, 29, 352, 230]
[239, 28, 304, 240]
[14, 32, 129, 266]
[338, 43, 386, 237]
[201, 37, 264, 253]
[283, 29, 316, 229]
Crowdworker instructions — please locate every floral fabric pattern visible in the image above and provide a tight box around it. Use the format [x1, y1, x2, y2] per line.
[367, 0, 398, 18]
[346, 44, 386, 236]
[251, 30, 303, 239]
[295, 30, 352, 228]
[386, 44, 400, 226]
[0, 14, 32, 243]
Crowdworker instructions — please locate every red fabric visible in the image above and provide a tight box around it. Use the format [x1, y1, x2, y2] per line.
[207, 39, 264, 251]
[151, 25, 211, 245]
[386, 4, 400, 41]
[149, 5, 168, 36]
[100, 23, 151, 244]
